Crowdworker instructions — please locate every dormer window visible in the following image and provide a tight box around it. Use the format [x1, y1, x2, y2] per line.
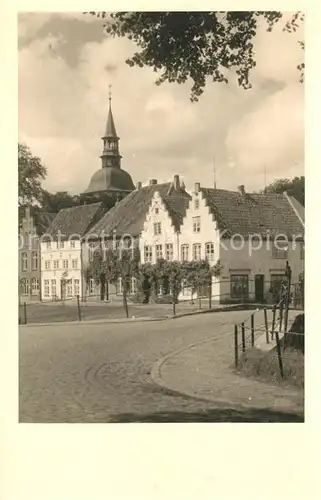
[155, 208, 159, 214]
[194, 199, 199, 210]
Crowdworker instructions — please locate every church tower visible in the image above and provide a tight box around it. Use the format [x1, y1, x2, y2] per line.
[81, 87, 135, 208]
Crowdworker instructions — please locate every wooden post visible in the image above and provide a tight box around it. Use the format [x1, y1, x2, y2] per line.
[279, 299, 284, 333]
[251, 313, 255, 348]
[234, 325, 239, 368]
[275, 330, 284, 379]
[284, 266, 292, 341]
[241, 322, 246, 352]
[172, 295, 176, 317]
[76, 294, 82, 322]
[264, 307, 269, 344]
[122, 281, 129, 318]
[271, 305, 276, 340]
[208, 281, 212, 310]
[23, 302, 27, 325]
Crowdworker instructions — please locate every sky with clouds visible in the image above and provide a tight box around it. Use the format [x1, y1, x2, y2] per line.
[18, 12, 304, 194]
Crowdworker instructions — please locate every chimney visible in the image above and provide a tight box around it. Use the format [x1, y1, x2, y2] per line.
[173, 174, 180, 191]
[194, 182, 200, 193]
[136, 181, 142, 190]
[238, 185, 245, 195]
[149, 179, 157, 185]
[180, 179, 186, 190]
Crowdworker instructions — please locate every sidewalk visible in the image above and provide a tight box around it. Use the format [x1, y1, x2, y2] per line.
[151, 333, 304, 416]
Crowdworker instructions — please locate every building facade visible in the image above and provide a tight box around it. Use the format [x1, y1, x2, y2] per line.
[19, 208, 55, 302]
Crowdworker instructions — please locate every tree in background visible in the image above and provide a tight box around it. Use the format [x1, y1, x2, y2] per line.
[40, 190, 80, 213]
[88, 11, 304, 101]
[264, 176, 304, 206]
[18, 143, 47, 207]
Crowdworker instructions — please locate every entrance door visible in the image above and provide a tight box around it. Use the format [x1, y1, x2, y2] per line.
[255, 274, 264, 303]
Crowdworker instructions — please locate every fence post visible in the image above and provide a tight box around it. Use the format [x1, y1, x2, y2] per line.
[284, 269, 292, 341]
[279, 299, 284, 333]
[271, 305, 276, 341]
[251, 313, 255, 348]
[241, 322, 246, 352]
[23, 302, 27, 325]
[172, 295, 176, 317]
[234, 325, 239, 368]
[264, 307, 269, 344]
[76, 294, 82, 322]
[275, 330, 284, 379]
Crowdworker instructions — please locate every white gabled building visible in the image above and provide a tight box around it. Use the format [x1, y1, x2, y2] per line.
[40, 203, 105, 301]
[179, 183, 305, 304]
[85, 175, 191, 299]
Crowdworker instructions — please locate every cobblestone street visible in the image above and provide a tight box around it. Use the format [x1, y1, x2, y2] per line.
[19, 311, 303, 423]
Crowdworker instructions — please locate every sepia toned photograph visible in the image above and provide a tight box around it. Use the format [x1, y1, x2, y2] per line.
[18, 11, 304, 423]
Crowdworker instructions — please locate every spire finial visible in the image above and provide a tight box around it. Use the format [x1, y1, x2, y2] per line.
[109, 84, 112, 106]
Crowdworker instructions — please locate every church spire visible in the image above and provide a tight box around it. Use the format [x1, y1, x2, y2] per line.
[101, 85, 122, 169]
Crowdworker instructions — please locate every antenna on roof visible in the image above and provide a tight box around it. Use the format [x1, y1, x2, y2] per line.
[213, 155, 217, 189]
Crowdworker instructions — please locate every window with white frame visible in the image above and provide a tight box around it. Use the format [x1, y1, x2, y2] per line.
[181, 244, 189, 261]
[194, 198, 199, 210]
[156, 244, 163, 260]
[31, 278, 39, 295]
[44, 279, 50, 297]
[31, 251, 38, 270]
[130, 277, 137, 295]
[192, 216, 201, 233]
[88, 243, 95, 262]
[192, 243, 201, 261]
[165, 243, 173, 261]
[21, 252, 27, 271]
[205, 242, 214, 261]
[154, 222, 162, 235]
[230, 275, 249, 299]
[58, 240, 64, 249]
[272, 239, 288, 259]
[21, 278, 29, 295]
[46, 241, 51, 250]
[51, 279, 56, 298]
[144, 245, 153, 263]
[54, 259, 59, 269]
[155, 207, 159, 214]
[67, 280, 73, 297]
[72, 259, 78, 269]
[74, 279, 80, 296]
[89, 279, 95, 296]
[63, 259, 69, 269]
[45, 260, 51, 270]
[70, 240, 76, 248]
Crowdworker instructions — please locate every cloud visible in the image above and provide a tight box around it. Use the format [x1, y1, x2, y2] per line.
[18, 14, 304, 194]
[226, 84, 304, 187]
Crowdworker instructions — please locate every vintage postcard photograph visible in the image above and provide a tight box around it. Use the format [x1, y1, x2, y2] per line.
[18, 10, 305, 424]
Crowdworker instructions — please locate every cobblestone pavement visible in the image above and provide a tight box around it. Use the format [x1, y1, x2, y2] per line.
[19, 310, 303, 423]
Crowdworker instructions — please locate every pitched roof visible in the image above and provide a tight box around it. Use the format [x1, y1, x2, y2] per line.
[46, 202, 104, 239]
[89, 183, 191, 237]
[200, 188, 304, 239]
[105, 105, 117, 138]
[286, 194, 305, 225]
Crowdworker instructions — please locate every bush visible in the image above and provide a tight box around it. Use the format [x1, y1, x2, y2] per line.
[237, 348, 304, 388]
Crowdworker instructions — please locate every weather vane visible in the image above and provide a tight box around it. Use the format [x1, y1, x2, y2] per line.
[109, 84, 112, 103]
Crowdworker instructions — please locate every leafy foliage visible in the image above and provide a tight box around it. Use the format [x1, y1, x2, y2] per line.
[87, 11, 304, 101]
[41, 190, 80, 213]
[264, 176, 304, 206]
[18, 143, 47, 207]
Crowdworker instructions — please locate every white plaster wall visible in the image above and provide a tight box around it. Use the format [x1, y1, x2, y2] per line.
[40, 239, 82, 300]
[140, 191, 179, 263]
[179, 190, 221, 300]
[219, 239, 304, 301]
